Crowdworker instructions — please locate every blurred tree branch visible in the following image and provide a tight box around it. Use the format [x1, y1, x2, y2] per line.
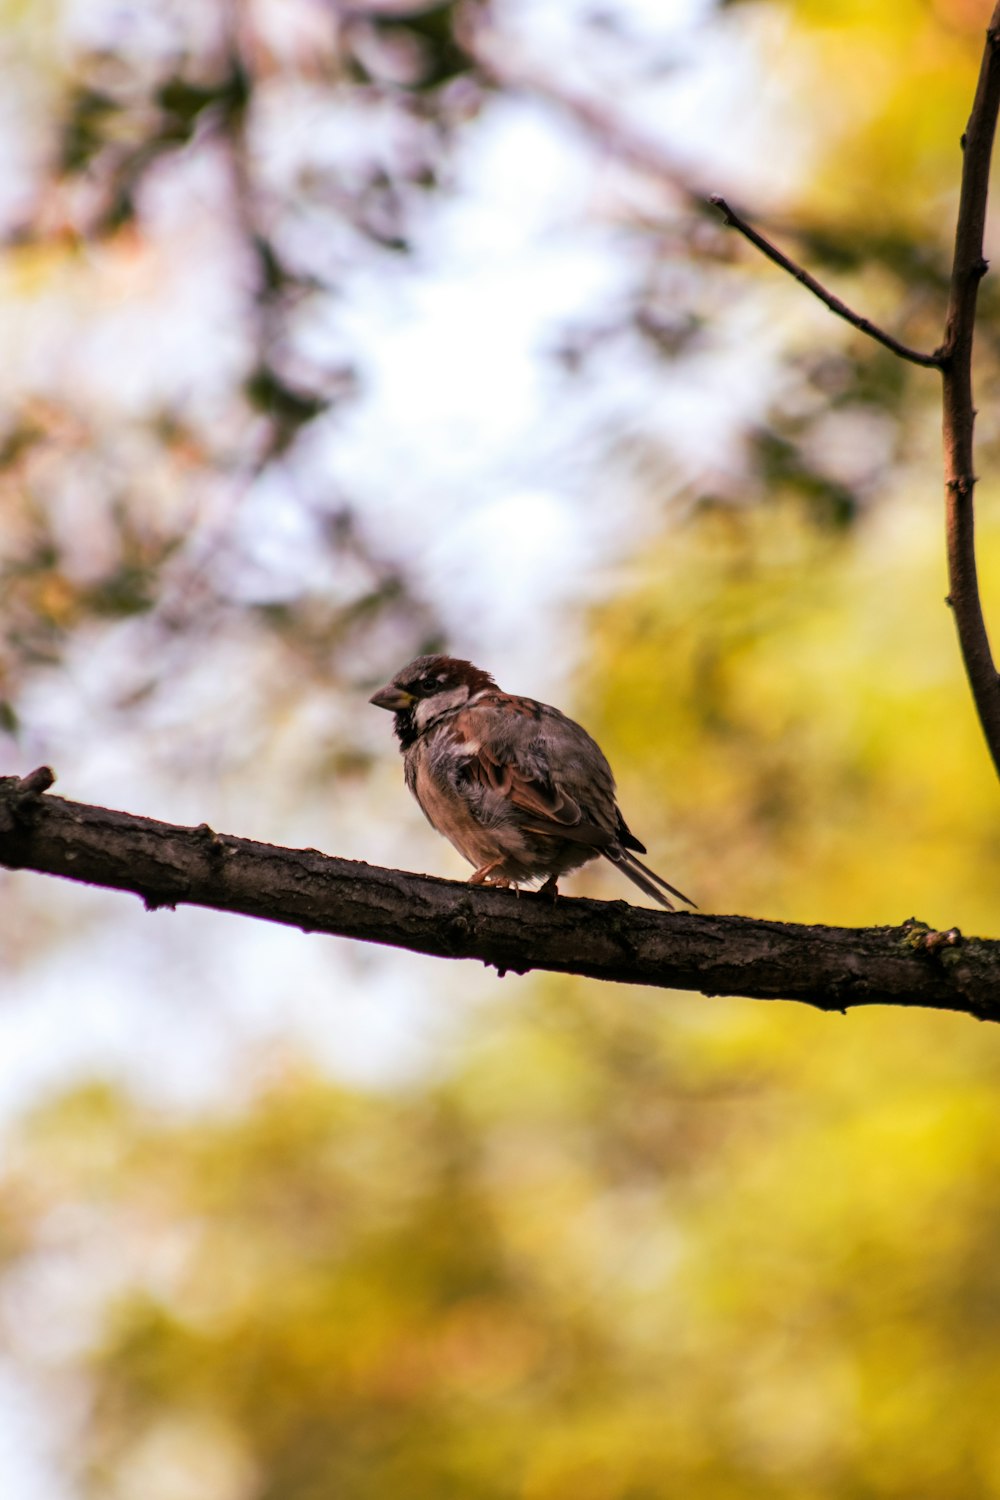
[708, 196, 942, 369]
[1, 772, 996, 1020]
[0, 0, 454, 725]
[713, 4, 1000, 782]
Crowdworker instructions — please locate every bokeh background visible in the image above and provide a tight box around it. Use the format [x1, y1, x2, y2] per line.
[4, 1, 1000, 1495]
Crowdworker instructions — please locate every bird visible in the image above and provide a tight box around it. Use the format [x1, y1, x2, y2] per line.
[369, 654, 694, 909]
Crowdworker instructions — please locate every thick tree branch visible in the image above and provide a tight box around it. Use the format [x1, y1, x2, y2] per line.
[0, 773, 996, 1020]
[940, 6, 1000, 780]
[708, 196, 942, 368]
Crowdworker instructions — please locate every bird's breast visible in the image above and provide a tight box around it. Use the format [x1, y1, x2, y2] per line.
[405, 740, 491, 865]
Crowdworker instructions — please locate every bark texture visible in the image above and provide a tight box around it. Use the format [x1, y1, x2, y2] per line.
[1, 774, 996, 1021]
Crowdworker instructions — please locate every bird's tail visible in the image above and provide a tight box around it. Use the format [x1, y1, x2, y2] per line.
[604, 846, 696, 911]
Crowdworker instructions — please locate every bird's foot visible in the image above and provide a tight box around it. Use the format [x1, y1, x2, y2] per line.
[469, 861, 510, 888]
[537, 876, 560, 900]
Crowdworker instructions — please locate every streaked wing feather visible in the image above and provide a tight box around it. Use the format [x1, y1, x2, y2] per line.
[521, 820, 613, 849]
[469, 732, 585, 828]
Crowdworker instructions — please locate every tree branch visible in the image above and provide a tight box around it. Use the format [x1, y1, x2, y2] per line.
[1, 773, 996, 1020]
[940, 6, 1000, 781]
[708, 196, 942, 368]
[710, 9, 1000, 785]
[470, 34, 706, 214]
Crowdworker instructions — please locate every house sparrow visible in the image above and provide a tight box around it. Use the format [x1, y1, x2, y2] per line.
[370, 654, 694, 909]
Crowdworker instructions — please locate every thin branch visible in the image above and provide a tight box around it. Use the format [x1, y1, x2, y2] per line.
[708, 196, 942, 368]
[712, 10, 1000, 787]
[471, 34, 706, 213]
[0, 774, 996, 1020]
[939, 5, 1000, 781]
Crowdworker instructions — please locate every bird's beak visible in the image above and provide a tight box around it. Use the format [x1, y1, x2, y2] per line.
[369, 683, 415, 711]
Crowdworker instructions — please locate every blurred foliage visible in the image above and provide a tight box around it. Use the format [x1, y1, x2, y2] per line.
[0, 0, 482, 735]
[3, 0, 1000, 757]
[9, 957, 1000, 1498]
[583, 492, 1000, 928]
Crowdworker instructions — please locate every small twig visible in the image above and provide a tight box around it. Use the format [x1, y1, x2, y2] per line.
[475, 51, 705, 211]
[0, 766, 55, 833]
[712, 13, 1000, 788]
[709, 195, 942, 369]
[919, 926, 962, 952]
[16, 765, 55, 798]
[939, 7, 1000, 782]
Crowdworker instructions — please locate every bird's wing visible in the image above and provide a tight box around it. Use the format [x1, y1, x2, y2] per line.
[452, 695, 617, 847]
[439, 694, 696, 907]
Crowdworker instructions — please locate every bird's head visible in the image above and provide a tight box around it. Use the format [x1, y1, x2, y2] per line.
[369, 655, 496, 748]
